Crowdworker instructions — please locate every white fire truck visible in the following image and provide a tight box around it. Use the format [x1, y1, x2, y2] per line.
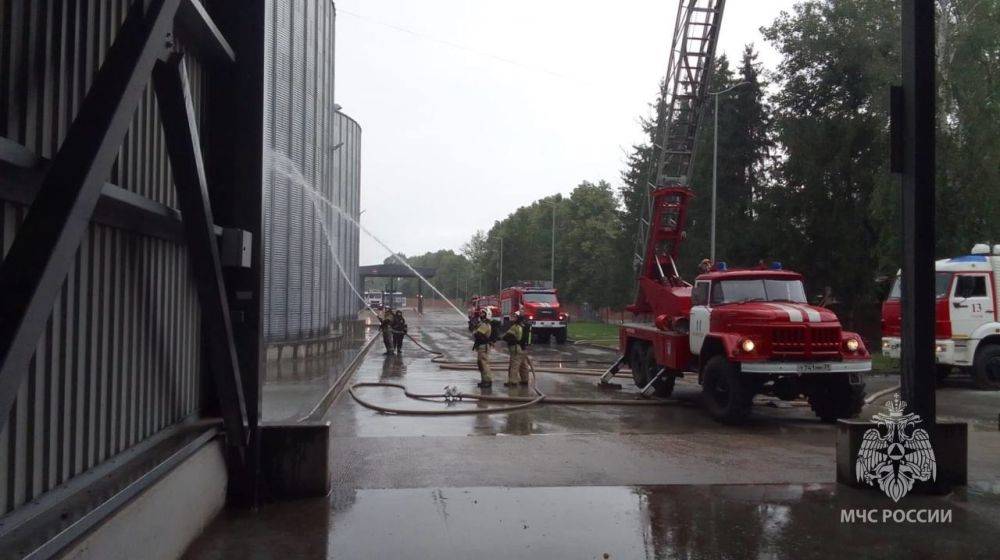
[882, 243, 1000, 389]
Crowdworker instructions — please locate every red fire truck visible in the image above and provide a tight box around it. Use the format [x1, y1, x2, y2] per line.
[498, 284, 570, 344]
[602, 187, 871, 423]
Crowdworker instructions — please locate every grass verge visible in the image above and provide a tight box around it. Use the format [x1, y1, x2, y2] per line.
[566, 321, 619, 348]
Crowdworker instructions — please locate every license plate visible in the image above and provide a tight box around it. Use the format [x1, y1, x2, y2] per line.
[797, 363, 832, 373]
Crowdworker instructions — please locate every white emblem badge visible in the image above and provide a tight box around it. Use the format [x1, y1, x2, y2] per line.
[856, 394, 936, 502]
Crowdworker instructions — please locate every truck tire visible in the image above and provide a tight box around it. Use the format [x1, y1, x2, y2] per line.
[936, 364, 952, 384]
[555, 328, 567, 345]
[629, 343, 651, 387]
[973, 345, 1000, 390]
[652, 374, 676, 398]
[701, 356, 752, 423]
[808, 376, 865, 422]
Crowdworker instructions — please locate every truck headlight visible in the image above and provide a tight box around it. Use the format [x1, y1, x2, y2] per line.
[741, 339, 756, 353]
[935, 344, 944, 353]
[845, 338, 860, 353]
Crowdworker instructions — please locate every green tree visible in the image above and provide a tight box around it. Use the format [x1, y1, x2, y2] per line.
[761, 0, 901, 322]
[620, 48, 775, 279]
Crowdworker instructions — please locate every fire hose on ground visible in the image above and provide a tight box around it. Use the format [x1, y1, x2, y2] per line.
[348, 332, 679, 415]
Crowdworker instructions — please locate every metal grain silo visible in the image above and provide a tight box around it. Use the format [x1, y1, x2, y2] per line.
[262, 0, 362, 345]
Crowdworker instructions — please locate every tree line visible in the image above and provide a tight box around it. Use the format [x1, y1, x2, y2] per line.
[379, 0, 1000, 329]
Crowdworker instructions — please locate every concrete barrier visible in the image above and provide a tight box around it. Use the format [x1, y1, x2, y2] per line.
[60, 439, 227, 560]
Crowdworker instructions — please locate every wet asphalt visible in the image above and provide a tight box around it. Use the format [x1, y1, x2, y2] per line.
[186, 309, 1000, 559]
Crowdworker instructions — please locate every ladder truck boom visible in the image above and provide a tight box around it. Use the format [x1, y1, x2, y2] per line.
[633, 0, 727, 289]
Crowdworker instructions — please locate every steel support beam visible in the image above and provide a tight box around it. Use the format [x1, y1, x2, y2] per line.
[176, 0, 236, 65]
[899, 0, 936, 422]
[202, 0, 267, 506]
[152, 54, 249, 451]
[0, 0, 182, 435]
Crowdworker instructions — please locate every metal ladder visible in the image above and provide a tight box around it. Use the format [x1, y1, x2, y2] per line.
[632, 0, 727, 280]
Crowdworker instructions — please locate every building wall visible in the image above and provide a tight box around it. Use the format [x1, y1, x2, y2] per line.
[0, 0, 203, 516]
[262, 0, 361, 343]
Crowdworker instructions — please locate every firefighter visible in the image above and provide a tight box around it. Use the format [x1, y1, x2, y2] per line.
[502, 312, 527, 386]
[391, 310, 407, 353]
[698, 259, 713, 275]
[473, 309, 493, 388]
[380, 308, 395, 355]
[517, 313, 531, 385]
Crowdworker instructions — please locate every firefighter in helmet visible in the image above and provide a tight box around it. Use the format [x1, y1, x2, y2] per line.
[502, 311, 530, 386]
[698, 259, 713, 275]
[472, 309, 493, 388]
[391, 310, 407, 353]
[380, 307, 395, 355]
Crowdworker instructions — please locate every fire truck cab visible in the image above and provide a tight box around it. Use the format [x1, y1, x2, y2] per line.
[499, 284, 569, 344]
[881, 243, 1000, 389]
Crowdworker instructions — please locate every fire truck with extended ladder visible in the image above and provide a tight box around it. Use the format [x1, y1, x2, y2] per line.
[598, 0, 871, 423]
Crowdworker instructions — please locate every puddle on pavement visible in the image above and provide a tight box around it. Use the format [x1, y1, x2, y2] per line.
[186, 483, 1000, 560]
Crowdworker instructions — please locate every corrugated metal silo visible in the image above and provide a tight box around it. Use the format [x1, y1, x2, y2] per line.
[262, 0, 361, 344]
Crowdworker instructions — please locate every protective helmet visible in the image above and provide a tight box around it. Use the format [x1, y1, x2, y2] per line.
[479, 308, 489, 319]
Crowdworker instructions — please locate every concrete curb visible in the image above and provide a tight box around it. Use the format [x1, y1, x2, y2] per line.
[303, 328, 380, 421]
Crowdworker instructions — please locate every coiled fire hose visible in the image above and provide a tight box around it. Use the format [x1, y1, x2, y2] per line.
[349, 335, 677, 415]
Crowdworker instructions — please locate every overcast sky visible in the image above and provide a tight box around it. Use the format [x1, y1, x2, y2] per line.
[335, 0, 799, 265]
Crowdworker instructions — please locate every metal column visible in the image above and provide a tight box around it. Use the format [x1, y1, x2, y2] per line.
[898, 0, 936, 422]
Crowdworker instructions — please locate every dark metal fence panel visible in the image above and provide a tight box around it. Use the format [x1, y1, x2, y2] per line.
[262, 0, 358, 343]
[0, 0, 204, 516]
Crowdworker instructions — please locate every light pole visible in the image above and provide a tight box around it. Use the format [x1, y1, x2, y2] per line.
[498, 237, 504, 290]
[542, 200, 557, 287]
[709, 81, 750, 263]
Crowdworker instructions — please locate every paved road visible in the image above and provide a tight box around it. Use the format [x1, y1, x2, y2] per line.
[186, 309, 1000, 559]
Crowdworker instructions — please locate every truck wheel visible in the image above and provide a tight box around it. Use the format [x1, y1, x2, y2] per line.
[936, 364, 952, 384]
[652, 375, 676, 398]
[973, 345, 1000, 390]
[555, 328, 567, 345]
[629, 343, 651, 387]
[701, 356, 752, 423]
[808, 376, 865, 422]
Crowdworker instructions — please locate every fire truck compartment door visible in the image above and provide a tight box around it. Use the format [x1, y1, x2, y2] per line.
[689, 306, 710, 354]
[951, 273, 993, 338]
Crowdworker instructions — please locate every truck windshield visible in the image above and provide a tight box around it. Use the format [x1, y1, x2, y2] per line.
[887, 272, 952, 300]
[523, 292, 557, 304]
[710, 279, 808, 304]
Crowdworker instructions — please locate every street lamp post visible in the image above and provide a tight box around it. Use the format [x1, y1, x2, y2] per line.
[544, 200, 557, 288]
[498, 237, 503, 290]
[709, 81, 750, 263]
